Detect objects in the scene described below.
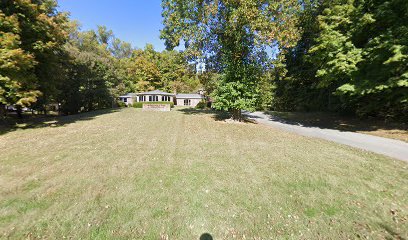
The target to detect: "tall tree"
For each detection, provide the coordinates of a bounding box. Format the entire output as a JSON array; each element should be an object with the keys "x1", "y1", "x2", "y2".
[
  {"x1": 59, "y1": 26, "x2": 119, "y2": 114},
  {"x1": 273, "y1": 0, "x2": 330, "y2": 112},
  {"x1": 0, "y1": 0, "x2": 69, "y2": 116},
  {"x1": 161, "y1": 0, "x2": 301, "y2": 120},
  {"x1": 279, "y1": 0, "x2": 408, "y2": 119},
  {"x1": 0, "y1": 10, "x2": 38, "y2": 117}
]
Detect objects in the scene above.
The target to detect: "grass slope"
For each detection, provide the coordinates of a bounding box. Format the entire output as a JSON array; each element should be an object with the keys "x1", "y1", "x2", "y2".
[{"x1": 0, "y1": 108, "x2": 407, "y2": 239}]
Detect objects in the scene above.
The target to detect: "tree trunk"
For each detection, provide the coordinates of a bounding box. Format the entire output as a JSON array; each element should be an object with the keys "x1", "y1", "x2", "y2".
[
  {"x1": 0, "y1": 103, "x2": 6, "y2": 118},
  {"x1": 231, "y1": 108, "x2": 242, "y2": 122},
  {"x1": 16, "y1": 105, "x2": 23, "y2": 119}
]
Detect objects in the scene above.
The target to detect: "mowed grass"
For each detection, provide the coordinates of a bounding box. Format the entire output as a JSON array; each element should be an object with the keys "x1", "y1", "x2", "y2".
[{"x1": 0, "y1": 108, "x2": 407, "y2": 239}]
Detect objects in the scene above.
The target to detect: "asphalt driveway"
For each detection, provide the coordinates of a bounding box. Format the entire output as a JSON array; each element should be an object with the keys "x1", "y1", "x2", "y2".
[{"x1": 245, "y1": 111, "x2": 408, "y2": 162}]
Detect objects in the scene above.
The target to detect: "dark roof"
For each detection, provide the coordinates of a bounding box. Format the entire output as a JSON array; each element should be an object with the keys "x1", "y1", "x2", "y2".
[
  {"x1": 176, "y1": 93, "x2": 204, "y2": 99},
  {"x1": 136, "y1": 90, "x2": 174, "y2": 96}
]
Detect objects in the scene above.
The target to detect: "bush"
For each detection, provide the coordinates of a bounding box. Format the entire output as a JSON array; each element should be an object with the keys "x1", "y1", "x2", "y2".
[
  {"x1": 117, "y1": 101, "x2": 127, "y2": 108},
  {"x1": 133, "y1": 101, "x2": 174, "y2": 108},
  {"x1": 195, "y1": 101, "x2": 207, "y2": 109}
]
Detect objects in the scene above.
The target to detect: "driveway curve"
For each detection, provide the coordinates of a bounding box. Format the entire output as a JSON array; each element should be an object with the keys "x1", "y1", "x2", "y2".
[{"x1": 245, "y1": 111, "x2": 408, "y2": 162}]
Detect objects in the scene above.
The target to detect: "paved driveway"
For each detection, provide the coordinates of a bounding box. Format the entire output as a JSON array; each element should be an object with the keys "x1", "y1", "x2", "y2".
[{"x1": 244, "y1": 111, "x2": 408, "y2": 162}]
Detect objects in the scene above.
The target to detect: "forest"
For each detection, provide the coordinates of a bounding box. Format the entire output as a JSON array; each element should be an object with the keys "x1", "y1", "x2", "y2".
[
  {"x1": 0, "y1": 0, "x2": 200, "y2": 116},
  {"x1": 1, "y1": 0, "x2": 407, "y2": 120}
]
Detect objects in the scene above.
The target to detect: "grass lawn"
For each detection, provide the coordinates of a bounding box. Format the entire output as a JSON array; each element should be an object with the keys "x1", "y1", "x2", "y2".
[{"x1": 1, "y1": 108, "x2": 407, "y2": 239}]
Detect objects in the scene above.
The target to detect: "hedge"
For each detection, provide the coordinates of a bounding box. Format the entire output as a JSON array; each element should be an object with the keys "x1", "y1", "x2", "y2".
[
  {"x1": 117, "y1": 101, "x2": 127, "y2": 108},
  {"x1": 133, "y1": 101, "x2": 174, "y2": 108}
]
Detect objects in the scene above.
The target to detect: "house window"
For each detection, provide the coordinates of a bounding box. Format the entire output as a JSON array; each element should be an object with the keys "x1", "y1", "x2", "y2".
[
  {"x1": 163, "y1": 96, "x2": 170, "y2": 101},
  {"x1": 139, "y1": 96, "x2": 145, "y2": 102},
  {"x1": 149, "y1": 96, "x2": 158, "y2": 102},
  {"x1": 184, "y1": 99, "x2": 191, "y2": 106},
  {"x1": 123, "y1": 98, "x2": 127, "y2": 103}
]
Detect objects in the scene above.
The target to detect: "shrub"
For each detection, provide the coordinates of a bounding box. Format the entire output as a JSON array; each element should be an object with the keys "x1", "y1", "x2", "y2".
[
  {"x1": 133, "y1": 101, "x2": 174, "y2": 108},
  {"x1": 195, "y1": 101, "x2": 207, "y2": 109},
  {"x1": 117, "y1": 101, "x2": 127, "y2": 108}
]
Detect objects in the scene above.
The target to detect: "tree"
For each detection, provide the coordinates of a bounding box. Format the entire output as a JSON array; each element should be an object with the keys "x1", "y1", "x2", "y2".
[
  {"x1": 158, "y1": 50, "x2": 198, "y2": 93},
  {"x1": 0, "y1": 11, "x2": 38, "y2": 117},
  {"x1": 279, "y1": 0, "x2": 408, "y2": 120},
  {"x1": 161, "y1": 0, "x2": 301, "y2": 120},
  {"x1": 337, "y1": 0, "x2": 408, "y2": 119},
  {"x1": 0, "y1": 0, "x2": 69, "y2": 117},
  {"x1": 128, "y1": 46, "x2": 162, "y2": 92},
  {"x1": 272, "y1": 0, "x2": 331, "y2": 112}
]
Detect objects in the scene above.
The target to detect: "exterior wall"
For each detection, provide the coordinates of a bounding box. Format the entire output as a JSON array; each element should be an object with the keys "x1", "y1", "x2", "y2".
[
  {"x1": 176, "y1": 98, "x2": 202, "y2": 107},
  {"x1": 128, "y1": 98, "x2": 135, "y2": 106},
  {"x1": 176, "y1": 99, "x2": 184, "y2": 106},
  {"x1": 119, "y1": 97, "x2": 134, "y2": 106},
  {"x1": 190, "y1": 99, "x2": 201, "y2": 107},
  {"x1": 131, "y1": 93, "x2": 202, "y2": 107}
]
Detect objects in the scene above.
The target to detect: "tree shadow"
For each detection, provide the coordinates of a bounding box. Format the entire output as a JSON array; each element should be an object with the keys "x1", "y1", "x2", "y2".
[
  {"x1": 200, "y1": 233, "x2": 213, "y2": 240},
  {"x1": 177, "y1": 108, "x2": 230, "y2": 121},
  {"x1": 0, "y1": 108, "x2": 119, "y2": 135},
  {"x1": 177, "y1": 108, "x2": 257, "y2": 123},
  {"x1": 252, "y1": 111, "x2": 408, "y2": 141},
  {"x1": 264, "y1": 111, "x2": 407, "y2": 132},
  {"x1": 377, "y1": 223, "x2": 406, "y2": 240}
]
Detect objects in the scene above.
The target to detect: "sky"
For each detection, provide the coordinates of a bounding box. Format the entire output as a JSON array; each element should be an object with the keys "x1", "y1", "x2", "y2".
[{"x1": 57, "y1": 0, "x2": 168, "y2": 52}]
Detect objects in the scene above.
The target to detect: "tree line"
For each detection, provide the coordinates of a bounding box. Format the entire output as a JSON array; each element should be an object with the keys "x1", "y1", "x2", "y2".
[
  {"x1": 0, "y1": 0, "x2": 199, "y2": 117},
  {"x1": 162, "y1": 0, "x2": 407, "y2": 121},
  {"x1": 1, "y1": 0, "x2": 407, "y2": 121},
  {"x1": 274, "y1": 0, "x2": 408, "y2": 120}
]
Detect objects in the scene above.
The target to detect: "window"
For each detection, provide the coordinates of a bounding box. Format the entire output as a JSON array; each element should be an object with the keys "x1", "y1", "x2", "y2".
[
  {"x1": 184, "y1": 99, "x2": 191, "y2": 106},
  {"x1": 123, "y1": 98, "x2": 127, "y2": 103},
  {"x1": 149, "y1": 96, "x2": 158, "y2": 102},
  {"x1": 139, "y1": 96, "x2": 145, "y2": 102},
  {"x1": 163, "y1": 96, "x2": 170, "y2": 101}
]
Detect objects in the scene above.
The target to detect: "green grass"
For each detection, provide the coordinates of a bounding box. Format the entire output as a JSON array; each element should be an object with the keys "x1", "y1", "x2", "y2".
[{"x1": 0, "y1": 108, "x2": 407, "y2": 239}]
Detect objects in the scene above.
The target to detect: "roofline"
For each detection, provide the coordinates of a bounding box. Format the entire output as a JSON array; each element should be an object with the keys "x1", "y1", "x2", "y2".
[
  {"x1": 136, "y1": 93, "x2": 174, "y2": 96},
  {"x1": 176, "y1": 96, "x2": 204, "y2": 99}
]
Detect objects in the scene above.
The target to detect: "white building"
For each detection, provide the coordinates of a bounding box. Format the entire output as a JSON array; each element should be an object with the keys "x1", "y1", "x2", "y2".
[{"x1": 118, "y1": 90, "x2": 204, "y2": 107}]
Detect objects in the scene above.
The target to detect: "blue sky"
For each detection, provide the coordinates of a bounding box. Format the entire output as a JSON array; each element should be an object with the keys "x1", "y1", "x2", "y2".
[{"x1": 57, "y1": 0, "x2": 167, "y2": 51}]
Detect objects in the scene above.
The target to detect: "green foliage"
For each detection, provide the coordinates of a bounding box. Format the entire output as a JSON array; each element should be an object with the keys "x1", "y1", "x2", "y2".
[
  {"x1": 117, "y1": 101, "x2": 127, "y2": 108},
  {"x1": 211, "y1": 73, "x2": 258, "y2": 113},
  {"x1": 118, "y1": 45, "x2": 199, "y2": 94},
  {"x1": 59, "y1": 27, "x2": 118, "y2": 115},
  {"x1": 133, "y1": 101, "x2": 174, "y2": 108},
  {"x1": 275, "y1": 0, "x2": 408, "y2": 120},
  {"x1": 0, "y1": 0, "x2": 200, "y2": 116},
  {"x1": 161, "y1": 0, "x2": 302, "y2": 120},
  {"x1": 195, "y1": 101, "x2": 207, "y2": 110},
  {"x1": 0, "y1": 0, "x2": 69, "y2": 109}
]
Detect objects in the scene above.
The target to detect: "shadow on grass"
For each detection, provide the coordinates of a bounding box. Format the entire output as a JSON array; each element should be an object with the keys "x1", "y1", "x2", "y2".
[
  {"x1": 258, "y1": 111, "x2": 407, "y2": 135},
  {"x1": 0, "y1": 108, "x2": 119, "y2": 135},
  {"x1": 377, "y1": 223, "x2": 406, "y2": 240},
  {"x1": 200, "y1": 233, "x2": 213, "y2": 240},
  {"x1": 177, "y1": 108, "x2": 257, "y2": 123}
]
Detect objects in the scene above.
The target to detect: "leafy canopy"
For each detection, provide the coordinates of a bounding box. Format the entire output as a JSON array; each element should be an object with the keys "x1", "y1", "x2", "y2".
[{"x1": 161, "y1": 0, "x2": 302, "y2": 119}]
